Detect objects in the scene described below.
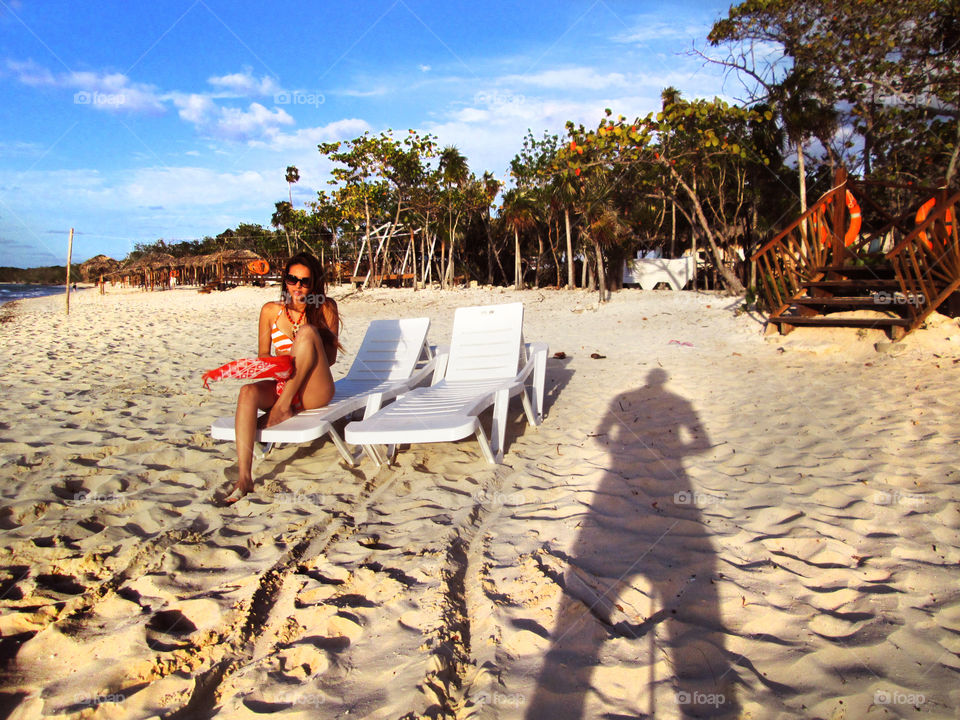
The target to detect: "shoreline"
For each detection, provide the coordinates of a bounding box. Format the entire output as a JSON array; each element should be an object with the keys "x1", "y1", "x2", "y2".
[{"x1": 1, "y1": 285, "x2": 958, "y2": 718}]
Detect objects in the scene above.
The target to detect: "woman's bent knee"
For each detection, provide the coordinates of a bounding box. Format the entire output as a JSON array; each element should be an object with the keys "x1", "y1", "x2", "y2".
[
  {"x1": 238, "y1": 381, "x2": 271, "y2": 408},
  {"x1": 292, "y1": 324, "x2": 321, "y2": 348}
]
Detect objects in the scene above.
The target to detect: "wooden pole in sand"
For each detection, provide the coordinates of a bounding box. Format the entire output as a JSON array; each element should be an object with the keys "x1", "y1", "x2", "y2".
[{"x1": 65, "y1": 227, "x2": 74, "y2": 315}]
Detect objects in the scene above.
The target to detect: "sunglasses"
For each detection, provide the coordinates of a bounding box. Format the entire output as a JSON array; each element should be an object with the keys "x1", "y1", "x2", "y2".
[{"x1": 284, "y1": 273, "x2": 312, "y2": 287}]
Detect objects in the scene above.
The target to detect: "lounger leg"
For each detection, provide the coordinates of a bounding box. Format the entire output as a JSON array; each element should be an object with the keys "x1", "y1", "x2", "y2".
[
  {"x1": 532, "y1": 343, "x2": 547, "y2": 423},
  {"x1": 520, "y1": 389, "x2": 536, "y2": 427},
  {"x1": 362, "y1": 444, "x2": 384, "y2": 466},
  {"x1": 484, "y1": 388, "x2": 509, "y2": 463},
  {"x1": 327, "y1": 428, "x2": 360, "y2": 467},
  {"x1": 474, "y1": 424, "x2": 499, "y2": 464}
]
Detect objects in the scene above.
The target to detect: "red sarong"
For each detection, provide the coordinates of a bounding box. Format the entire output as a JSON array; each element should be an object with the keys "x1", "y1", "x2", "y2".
[{"x1": 202, "y1": 356, "x2": 293, "y2": 390}]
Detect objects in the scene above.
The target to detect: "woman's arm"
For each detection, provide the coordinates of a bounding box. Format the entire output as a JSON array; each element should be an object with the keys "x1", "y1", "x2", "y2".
[
  {"x1": 321, "y1": 297, "x2": 340, "y2": 365},
  {"x1": 258, "y1": 302, "x2": 276, "y2": 357}
]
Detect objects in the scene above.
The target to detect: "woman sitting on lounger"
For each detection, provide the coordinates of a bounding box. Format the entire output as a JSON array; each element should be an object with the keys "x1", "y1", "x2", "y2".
[{"x1": 227, "y1": 252, "x2": 340, "y2": 502}]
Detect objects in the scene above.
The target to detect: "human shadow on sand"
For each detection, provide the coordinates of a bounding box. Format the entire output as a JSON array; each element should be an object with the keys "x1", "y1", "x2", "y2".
[{"x1": 525, "y1": 368, "x2": 740, "y2": 718}]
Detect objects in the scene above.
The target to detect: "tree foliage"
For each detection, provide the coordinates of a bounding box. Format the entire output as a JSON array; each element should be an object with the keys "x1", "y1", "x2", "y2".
[{"x1": 708, "y1": 0, "x2": 960, "y2": 185}]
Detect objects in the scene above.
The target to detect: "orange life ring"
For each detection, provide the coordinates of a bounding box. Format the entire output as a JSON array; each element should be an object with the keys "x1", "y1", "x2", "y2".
[
  {"x1": 247, "y1": 259, "x2": 270, "y2": 275},
  {"x1": 814, "y1": 189, "x2": 861, "y2": 246},
  {"x1": 915, "y1": 198, "x2": 955, "y2": 250}
]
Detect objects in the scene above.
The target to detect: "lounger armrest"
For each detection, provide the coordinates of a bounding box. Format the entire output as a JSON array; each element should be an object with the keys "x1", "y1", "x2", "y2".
[
  {"x1": 517, "y1": 342, "x2": 547, "y2": 381},
  {"x1": 363, "y1": 392, "x2": 385, "y2": 419},
  {"x1": 431, "y1": 345, "x2": 450, "y2": 385},
  {"x1": 406, "y1": 345, "x2": 445, "y2": 390},
  {"x1": 519, "y1": 342, "x2": 548, "y2": 422}
]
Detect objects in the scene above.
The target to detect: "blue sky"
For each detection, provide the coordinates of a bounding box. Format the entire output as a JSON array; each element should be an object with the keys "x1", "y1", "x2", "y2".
[{"x1": 0, "y1": 0, "x2": 737, "y2": 267}]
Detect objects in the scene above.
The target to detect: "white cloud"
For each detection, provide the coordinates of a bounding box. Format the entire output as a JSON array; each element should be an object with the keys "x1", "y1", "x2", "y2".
[
  {"x1": 172, "y1": 93, "x2": 217, "y2": 125},
  {"x1": 0, "y1": 140, "x2": 44, "y2": 157},
  {"x1": 252, "y1": 118, "x2": 372, "y2": 152},
  {"x1": 215, "y1": 102, "x2": 294, "y2": 141},
  {"x1": 425, "y1": 91, "x2": 668, "y2": 177},
  {"x1": 502, "y1": 67, "x2": 631, "y2": 90},
  {"x1": 339, "y1": 86, "x2": 391, "y2": 98},
  {"x1": 5, "y1": 60, "x2": 166, "y2": 113},
  {"x1": 170, "y1": 94, "x2": 294, "y2": 141},
  {"x1": 208, "y1": 69, "x2": 282, "y2": 97},
  {"x1": 5, "y1": 59, "x2": 55, "y2": 85},
  {"x1": 124, "y1": 166, "x2": 273, "y2": 207},
  {"x1": 614, "y1": 22, "x2": 704, "y2": 44}
]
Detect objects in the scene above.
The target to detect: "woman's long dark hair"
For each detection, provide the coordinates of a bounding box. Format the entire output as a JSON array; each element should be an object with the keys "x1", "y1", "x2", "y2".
[{"x1": 281, "y1": 252, "x2": 342, "y2": 353}]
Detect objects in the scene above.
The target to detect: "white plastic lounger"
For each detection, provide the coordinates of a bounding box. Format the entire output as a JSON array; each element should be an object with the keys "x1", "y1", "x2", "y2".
[
  {"x1": 344, "y1": 303, "x2": 548, "y2": 465},
  {"x1": 210, "y1": 317, "x2": 435, "y2": 466}
]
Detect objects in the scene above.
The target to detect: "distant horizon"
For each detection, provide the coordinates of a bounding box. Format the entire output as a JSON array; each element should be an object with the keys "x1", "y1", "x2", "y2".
[{"x1": 1, "y1": 0, "x2": 737, "y2": 268}]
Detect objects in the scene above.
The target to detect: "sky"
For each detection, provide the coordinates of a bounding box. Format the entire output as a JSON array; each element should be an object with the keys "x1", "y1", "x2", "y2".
[{"x1": 0, "y1": 0, "x2": 740, "y2": 267}]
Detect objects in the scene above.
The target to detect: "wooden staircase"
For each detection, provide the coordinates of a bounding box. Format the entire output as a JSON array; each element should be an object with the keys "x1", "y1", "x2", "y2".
[
  {"x1": 753, "y1": 169, "x2": 960, "y2": 341},
  {"x1": 769, "y1": 264, "x2": 912, "y2": 339}
]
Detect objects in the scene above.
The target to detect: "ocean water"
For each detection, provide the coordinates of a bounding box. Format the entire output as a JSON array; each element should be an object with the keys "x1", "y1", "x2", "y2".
[{"x1": 0, "y1": 283, "x2": 68, "y2": 306}]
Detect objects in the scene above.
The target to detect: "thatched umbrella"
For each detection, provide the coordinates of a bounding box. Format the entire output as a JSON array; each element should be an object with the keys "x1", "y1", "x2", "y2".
[
  {"x1": 79, "y1": 254, "x2": 119, "y2": 283},
  {"x1": 126, "y1": 252, "x2": 177, "y2": 290},
  {"x1": 172, "y1": 254, "x2": 204, "y2": 285},
  {"x1": 208, "y1": 249, "x2": 266, "y2": 284}
]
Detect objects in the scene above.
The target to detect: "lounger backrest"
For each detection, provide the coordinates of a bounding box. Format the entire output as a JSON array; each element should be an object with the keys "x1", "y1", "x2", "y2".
[
  {"x1": 444, "y1": 303, "x2": 523, "y2": 382},
  {"x1": 343, "y1": 317, "x2": 431, "y2": 382}
]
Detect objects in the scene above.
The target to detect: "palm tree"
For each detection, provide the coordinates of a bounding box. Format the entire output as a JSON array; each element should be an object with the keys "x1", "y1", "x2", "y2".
[
  {"x1": 481, "y1": 171, "x2": 504, "y2": 283},
  {"x1": 550, "y1": 172, "x2": 579, "y2": 288},
  {"x1": 574, "y1": 174, "x2": 628, "y2": 304},
  {"x1": 438, "y1": 146, "x2": 469, "y2": 287},
  {"x1": 500, "y1": 188, "x2": 538, "y2": 290},
  {"x1": 284, "y1": 166, "x2": 300, "y2": 254},
  {"x1": 773, "y1": 70, "x2": 838, "y2": 239},
  {"x1": 271, "y1": 200, "x2": 293, "y2": 257}
]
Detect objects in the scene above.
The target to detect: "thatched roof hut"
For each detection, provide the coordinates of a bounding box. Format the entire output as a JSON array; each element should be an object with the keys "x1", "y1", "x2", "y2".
[
  {"x1": 130, "y1": 252, "x2": 177, "y2": 270},
  {"x1": 79, "y1": 254, "x2": 119, "y2": 282},
  {"x1": 196, "y1": 249, "x2": 267, "y2": 283},
  {"x1": 106, "y1": 252, "x2": 178, "y2": 289}
]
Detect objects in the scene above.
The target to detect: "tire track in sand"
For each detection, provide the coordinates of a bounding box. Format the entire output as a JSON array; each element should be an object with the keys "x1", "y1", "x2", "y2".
[
  {"x1": 165, "y1": 469, "x2": 402, "y2": 719},
  {"x1": 417, "y1": 469, "x2": 511, "y2": 719}
]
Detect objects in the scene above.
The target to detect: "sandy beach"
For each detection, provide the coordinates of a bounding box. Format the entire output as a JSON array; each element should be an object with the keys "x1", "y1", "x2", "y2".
[{"x1": 1, "y1": 283, "x2": 959, "y2": 719}]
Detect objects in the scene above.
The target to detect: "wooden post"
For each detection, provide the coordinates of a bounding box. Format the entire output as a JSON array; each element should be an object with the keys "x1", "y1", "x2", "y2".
[
  {"x1": 833, "y1": 167, "x2": 847, "y2": 267},
  {"x1": 65, "y1": 227, "x2": 74, "y2": 315}
]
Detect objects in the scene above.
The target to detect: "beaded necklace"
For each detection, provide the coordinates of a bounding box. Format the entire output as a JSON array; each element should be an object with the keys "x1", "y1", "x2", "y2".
[{"x1": 284, "y1": 304, "x2": 306, "y2": 337}]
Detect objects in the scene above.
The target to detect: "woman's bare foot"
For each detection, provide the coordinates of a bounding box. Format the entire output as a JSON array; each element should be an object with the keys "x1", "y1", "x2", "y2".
[
  {"x1": 265, "y1": 404, "x2": 294, "y2": 428},
  {"x1": 224, "y1": 477, "x2": 254, "y2": 505}
]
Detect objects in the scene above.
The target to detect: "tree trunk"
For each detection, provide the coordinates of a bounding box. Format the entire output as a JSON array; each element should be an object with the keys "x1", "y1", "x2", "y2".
[
  {"x1": 564, "y1": 208, "x2": 574, "y2": 288},
  {"x1": 409, "y1": 228, "x2": 418, "y2": 291},
  {"x1": 666, "y1": 163, "x2": 745, "y2": 294},
  {"x1": 444, "y1": 213, "x2": 461, "y2": 287},
  {"x1": 797, "y1": 139, "x2": 808, "y2": 244},
  {"x1": 440, "y1": 239, "x2": 446, "y2": 289},
  {"x1": 363, "y1": 196, "x2": 375, "y2": 289},
  {"x1": 550, "y1": 220, "x2": 561, "y2": 288},
  {"x1": 946, "y1": 120, "x2": 960, "y2": 187},
  {"x1": 514, "y1": 228, "x2": 522, "y2": 290},
  {"x1": 426, "y1": 232, "x2": 438, "y2": 285},
  {"x1": 670, "y1": 201, "x2": 676, "y2": 257},
  {"x1": 594, "y1": 240, "x2": 605, "y2": 304},
  {"x1": 536, "y1": 233, "x2": 544, "y2": 288},
  {"x1": 485, "y1": 213, "x2": 495, "y2": 284}
]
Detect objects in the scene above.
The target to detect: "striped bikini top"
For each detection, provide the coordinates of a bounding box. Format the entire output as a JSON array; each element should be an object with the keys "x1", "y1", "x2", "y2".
[{"x1": 271, "y1": 308, "x2": 296, "y2": 354}]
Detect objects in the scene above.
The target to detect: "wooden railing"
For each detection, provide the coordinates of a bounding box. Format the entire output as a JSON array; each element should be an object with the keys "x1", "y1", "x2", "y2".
[
  {"x1": 752, "y1": 167, "x2": 958, "y2": 320},
  {"x1": 886, "y1": 189, "x2": 960, "y2": 329},
  {"x1": 751, "y1": 185, "x2": 842, "y2": 314}
]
